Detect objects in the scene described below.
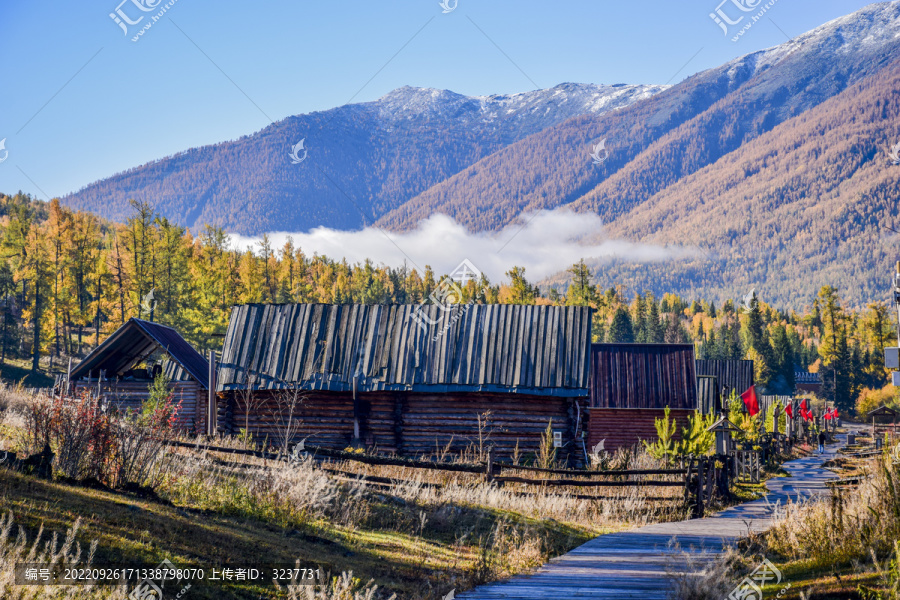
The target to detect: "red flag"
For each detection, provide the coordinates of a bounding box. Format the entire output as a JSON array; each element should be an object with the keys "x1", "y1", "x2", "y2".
[
  {"x1": 800, "y1": 399, "x2": 810, "y2": 419},
  {"x1": 824, "y1": 411, "x2": 832, "y2": 420},
  {"x1": 785, "y1": 404, "x2": 794, "y2": 419},
  {"x1": 831, "y1": 408, "x2": 839, "y2": 419},
  {"x1": 741, "y1": 386, "x2": 760, "y2": 416}
]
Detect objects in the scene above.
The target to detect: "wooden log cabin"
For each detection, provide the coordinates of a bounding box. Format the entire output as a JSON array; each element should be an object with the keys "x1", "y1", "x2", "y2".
[
  {"x1": 586, "y1": 343, "x2": 699, "y2": 452},
  {"x1": 215, "y1": 303, "x2": 592, "y2": 463},
  {"x1": 68, "y1": 318, "x2": 211, "y2": 431}
]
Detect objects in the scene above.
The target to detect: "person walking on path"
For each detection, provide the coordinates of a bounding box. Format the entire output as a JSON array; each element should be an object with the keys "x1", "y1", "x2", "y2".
[{"x1": 818, "y1": 430, "x2": 826, "y2": 453}]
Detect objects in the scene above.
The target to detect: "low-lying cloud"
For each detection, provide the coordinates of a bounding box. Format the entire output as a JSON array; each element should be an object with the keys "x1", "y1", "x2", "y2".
[{"x1": 228, "y1": 209, "x2": 696, "y2": 283}]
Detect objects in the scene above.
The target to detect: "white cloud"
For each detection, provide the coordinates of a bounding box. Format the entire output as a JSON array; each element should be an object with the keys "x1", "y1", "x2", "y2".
[{"x1": 227, "y1": 209, "x2": 697, "y2": 283}]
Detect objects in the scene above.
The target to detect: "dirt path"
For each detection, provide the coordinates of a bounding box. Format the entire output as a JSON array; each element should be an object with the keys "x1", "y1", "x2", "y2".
[{"x1": 459, "y1": 430, "x2": 854, "y2": 599}]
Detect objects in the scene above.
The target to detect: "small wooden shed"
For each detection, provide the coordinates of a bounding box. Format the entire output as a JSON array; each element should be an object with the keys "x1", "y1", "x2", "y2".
[
  {"x1": 216, "y1": 303, "x2": 592, "y2": 463},
  {"x1": 869, "y1": 405, "x2": 899, "y2": 438},
  {"x1": 587, "y1": 343, "x2": 699, "y2": 452},
  {"x1": 69, "y1": 318, "x2": 210, "y2": 431}
]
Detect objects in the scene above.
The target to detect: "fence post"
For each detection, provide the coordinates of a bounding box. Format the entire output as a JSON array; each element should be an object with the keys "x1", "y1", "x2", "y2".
[
  {"x1": 207, "y1": 350, "x2": 217, "y2": 437},
  {"x1": 684, "y1": 458, "x2": 694, "y2": 506},
  {"x1": 66, "y1": 357, "x2": 73, "y2": 397},
  {"x1": 753, "y1": 451, "x2": 760, "y2": 483},
  {"x1": 698, "y1": 457, "x2": 706, "y2": 518},
  {"x1": 485, "y1": 446, "x2": 495, "y2": 483}
]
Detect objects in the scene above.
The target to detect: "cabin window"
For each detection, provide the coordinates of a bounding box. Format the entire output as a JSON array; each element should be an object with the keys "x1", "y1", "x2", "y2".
[{"x1": 552, "y1": 430, "x2": 562, "y2": 448}]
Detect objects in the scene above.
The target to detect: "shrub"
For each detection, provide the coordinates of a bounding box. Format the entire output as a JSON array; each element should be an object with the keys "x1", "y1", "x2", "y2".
[
  {"x1": 536, "y1": 420, "x2": 556, "y2": 470},
  {"x1": 644, "y1": 406, "x2": 678, "y2": 463},
  {"x1": 20, "y1": 388, "x2": 181, "y2": 487},
  {"x1": 22, "y1": 392, "x2": 113, "y2": 481},
  {"x1": 678, "y1": 411, "x2": 715, "y2": 456}
]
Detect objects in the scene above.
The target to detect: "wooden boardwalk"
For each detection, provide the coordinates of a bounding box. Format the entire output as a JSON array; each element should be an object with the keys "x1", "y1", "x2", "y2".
[{"x1": 459, "y1": 431, "x2": 856, "y2": 599}]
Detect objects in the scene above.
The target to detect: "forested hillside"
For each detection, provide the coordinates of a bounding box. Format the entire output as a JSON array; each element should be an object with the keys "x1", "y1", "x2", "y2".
[
  {"x1": 0, "y1": 192, "x2": 892, "y2": 413},
  {"x1": 61, "y1": 83, "x2": 662, "y2": 235},
  {"x1": 597, "y1": 59, "x2": 900, "y2": 309}
]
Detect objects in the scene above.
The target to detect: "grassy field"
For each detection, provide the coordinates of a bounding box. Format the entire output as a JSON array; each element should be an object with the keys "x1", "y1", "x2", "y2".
[
  {"x1": 0, "y1": 467, "x2": 597, "y2": 599},
  {"x1": 0, "y1": 359, "x2": 55, "y2": 388},
  {"x1": 0, "y1": 385, "x2": 693, "y2": 600}
]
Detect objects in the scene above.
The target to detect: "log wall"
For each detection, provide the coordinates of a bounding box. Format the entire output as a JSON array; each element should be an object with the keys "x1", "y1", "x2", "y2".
[
  {"x1": 72, "y1": 380, "x2": 207, "y2": 432},
  {"x1": 587, "y1": 408, "x2": 695, "y2": 453},
  {"x1": 218, "y1": 390, "x2": 586, "y2": 464}
]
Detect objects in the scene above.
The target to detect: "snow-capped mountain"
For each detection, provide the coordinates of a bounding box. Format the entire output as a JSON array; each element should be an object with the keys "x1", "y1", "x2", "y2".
[
  {"x1": 373, "y1": 83, "x2": 667, "y2": 125},
  {"x1": 61, "y1": 82, "x2": 664, "y2": 233}
]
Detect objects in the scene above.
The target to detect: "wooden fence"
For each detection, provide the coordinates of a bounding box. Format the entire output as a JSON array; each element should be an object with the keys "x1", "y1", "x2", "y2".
[
  {"x1": 164, "y1": 439, "x2": 739, "y2": 518},
  {"x1": 733, "y1": 450, "x2": 761, "y2": 483}
]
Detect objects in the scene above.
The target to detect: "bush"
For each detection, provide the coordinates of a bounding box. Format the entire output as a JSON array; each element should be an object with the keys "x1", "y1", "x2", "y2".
[
  {"x1": 644, "y1": 406, "x2": 678, "y2": 462},
  {"x1": 23, "y1": 392, "x2": 113, "y2": 481},
  {"x1": 20, "y1": 389, "x2": 181, "y2": 487}
]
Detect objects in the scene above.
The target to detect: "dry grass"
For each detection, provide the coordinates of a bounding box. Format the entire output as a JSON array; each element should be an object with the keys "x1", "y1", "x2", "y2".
[
  {"x1": 766, "y1": 456, "x2": 900, "y2": 568},
  {"x1": 667, "y1": 546, "x2": 745, "y2": 600},
  {"x1": 277, "y1": 570, "x2": 395, "y2": 600},
  {"x1": 0, "y1": 510, "x2": 130, "y2": 600}
]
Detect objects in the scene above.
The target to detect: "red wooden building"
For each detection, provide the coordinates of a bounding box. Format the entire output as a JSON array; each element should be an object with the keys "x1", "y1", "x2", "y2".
[{"x1": 586, "y1": 343, "x2": 699, "y2": 452}]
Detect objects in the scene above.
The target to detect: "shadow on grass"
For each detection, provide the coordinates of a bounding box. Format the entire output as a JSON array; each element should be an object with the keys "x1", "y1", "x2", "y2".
[{"x1": 1, "y1": 468, "x2": 573, "y2": 599}]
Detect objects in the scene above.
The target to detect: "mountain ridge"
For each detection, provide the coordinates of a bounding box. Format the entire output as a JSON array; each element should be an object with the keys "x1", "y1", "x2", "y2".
[
  {"x1": 61, "y1": 82, "x2": 665, "y2": 234},
  {"x1": 58, "y1": 1, "x2": 900, "y2": 307}
]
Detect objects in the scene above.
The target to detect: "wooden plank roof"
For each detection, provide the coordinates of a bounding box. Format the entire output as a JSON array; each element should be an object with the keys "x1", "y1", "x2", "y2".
[
  {"x1": 589, "y1": 343, "x2": 698, "y2": 410},
  {"x1": 216, "y1": 303, "x2": 592, "y2": 396},
  {"x1": 868, "y1": 405, "x2": 899, "y2": 417},
  {"x1": 70, "y1": 318, "x2": 209, "y2": 388}
]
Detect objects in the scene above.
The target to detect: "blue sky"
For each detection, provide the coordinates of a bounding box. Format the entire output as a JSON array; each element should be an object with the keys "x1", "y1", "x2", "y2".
[{"x1": 0, "y1": 0, "x2": 876, "y2": 201}]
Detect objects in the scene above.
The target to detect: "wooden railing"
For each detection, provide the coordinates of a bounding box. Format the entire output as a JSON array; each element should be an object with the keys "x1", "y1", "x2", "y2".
[
  {"x1": 163, "y1": 439, "x2": 735, "y2": 517},
  {"x1": 734, "y1": 450, "x2": 761, "y2": 483}
]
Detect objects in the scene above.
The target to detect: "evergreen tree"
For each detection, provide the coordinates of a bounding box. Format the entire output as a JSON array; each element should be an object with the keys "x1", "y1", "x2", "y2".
[
  {"x1": 607, "y1": 307, "x2": 635, "y2": 343},
  {"x1": 632, "y1": 293, "x2": 647, "y2": 342},
  {"x1": 566, "y1": 259, "x2": 597, "y2": 306},
  {"x1": 664, "y1": 314, "x2": 688, "y2": 343},
  {"x1": 646, "y1": 294, "x2": 664, "y2": 342},
  {"x1": 770, "y1": 325, "x2": 795, "y2": 394},
  {"x1": 506, "y1": 266, "x2": 536, "y2": 304}
]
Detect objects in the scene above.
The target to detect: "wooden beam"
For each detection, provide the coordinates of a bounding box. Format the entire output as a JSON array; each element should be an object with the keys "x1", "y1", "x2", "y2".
[{"x1": 208, "y1": 350, "x2": 217, "y2": 436}]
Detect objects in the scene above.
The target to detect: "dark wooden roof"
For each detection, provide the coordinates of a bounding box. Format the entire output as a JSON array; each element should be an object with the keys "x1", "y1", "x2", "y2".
[
  {"x1": 794, "y1": 371, "x2": 823, "y2": 385},
  {"x1": 695, "y1": 359, "x2": 754, "y2": 396},
  {"x1": 589, "y1": 343, "x2": 698, "y2": 410},
  {"x1": 217, "y1": 304, "x2": 592, "y2": 396},
  {"x1": 869, "y1": 405, "x2": 899, "y2": 418},
  {"x1": 70, "y1": 319, "x2": 209, "y2": 389}
]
